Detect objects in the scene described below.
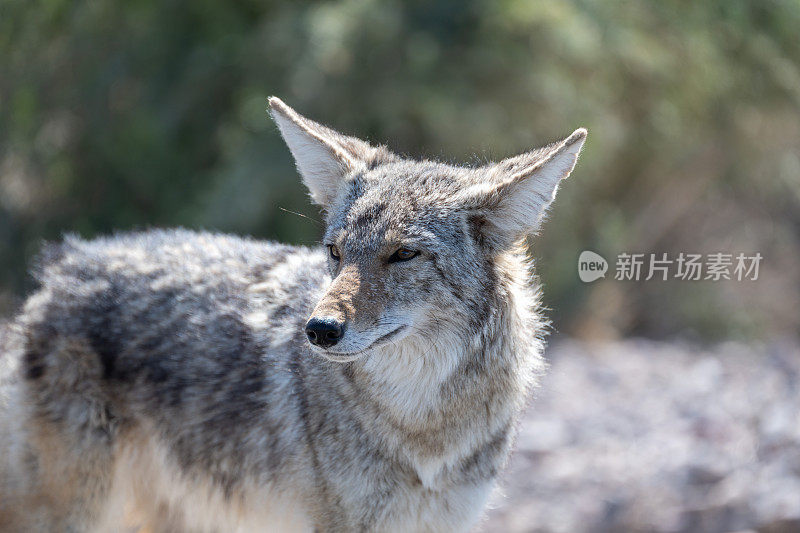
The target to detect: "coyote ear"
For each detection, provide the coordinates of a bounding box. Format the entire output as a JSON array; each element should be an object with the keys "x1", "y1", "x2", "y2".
[
  {"x1": 464, "y1": 128, "x2": 587, "y2": 241},
  {"x1": 268, "y1": 97, "x2": 379, "y2": 206}
]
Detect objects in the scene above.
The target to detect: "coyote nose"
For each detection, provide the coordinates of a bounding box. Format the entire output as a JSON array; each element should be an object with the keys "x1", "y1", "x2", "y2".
[{"x1": 305, "y1": 317, "x2": 344, "y2": 348}]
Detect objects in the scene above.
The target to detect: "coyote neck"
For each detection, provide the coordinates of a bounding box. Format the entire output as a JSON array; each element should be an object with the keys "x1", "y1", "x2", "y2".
[
  {"x1": 344, "y1": 272, "x2": 538, "y2": 436},
  {"x1": 322, "y1": 276, "x2": 539, "y2": 490}
]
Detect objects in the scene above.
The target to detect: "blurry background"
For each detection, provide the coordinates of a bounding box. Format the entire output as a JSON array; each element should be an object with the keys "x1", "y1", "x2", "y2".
[{"x1": 2, "y1": 1, "x2": 799, "y2": 531}]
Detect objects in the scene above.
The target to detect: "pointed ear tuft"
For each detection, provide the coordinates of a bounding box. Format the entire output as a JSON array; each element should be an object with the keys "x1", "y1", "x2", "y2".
[
  {"x1": 268, "y1": 97, "x2": 383, "y2": 206},
  {"x1": 463, "y1": 128, "x2": 587, "y2": 242}
]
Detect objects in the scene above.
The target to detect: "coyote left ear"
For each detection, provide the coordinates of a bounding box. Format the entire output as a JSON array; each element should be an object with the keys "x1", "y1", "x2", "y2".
[
  {"x1": 464, "y1": 128, "x2": 587, "y2": 241},
  {"x1": 268, "y1": 97, "x2": 382, "y2": 207}
]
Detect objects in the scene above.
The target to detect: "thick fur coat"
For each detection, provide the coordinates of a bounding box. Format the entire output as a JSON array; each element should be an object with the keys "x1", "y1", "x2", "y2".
[{"x1": 0, "y1": 98, "x2": 585, "y2": 532}]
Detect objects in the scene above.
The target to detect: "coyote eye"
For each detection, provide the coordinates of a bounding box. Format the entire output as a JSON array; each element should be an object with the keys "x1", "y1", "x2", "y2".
[
  {"x1": 328, "y1": 245, "x2": 340, "y2": 260},
  {"x1": 388, "y1": 248, "x2": 419, "y2": 263}
]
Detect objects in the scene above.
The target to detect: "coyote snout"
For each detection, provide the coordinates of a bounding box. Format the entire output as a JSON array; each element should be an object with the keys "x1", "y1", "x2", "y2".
[{"x1": 304, "y1": 253, "x2": 413, "y2": 360}]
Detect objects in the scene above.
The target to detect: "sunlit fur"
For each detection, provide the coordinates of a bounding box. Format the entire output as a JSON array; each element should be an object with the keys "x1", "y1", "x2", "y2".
[{"x1": 0, "y1": 98, "x2": 585, "y2": 532}]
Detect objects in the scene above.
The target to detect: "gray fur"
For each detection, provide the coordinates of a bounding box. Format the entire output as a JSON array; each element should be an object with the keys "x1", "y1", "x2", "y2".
[{"x1": 0, "y1": 98, "x2": 586, "y2": 532}]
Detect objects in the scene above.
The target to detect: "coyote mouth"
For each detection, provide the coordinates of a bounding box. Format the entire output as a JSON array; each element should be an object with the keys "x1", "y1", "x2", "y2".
[
  {"x1": 317, "y1": 325, "x2": 408, "y2": 361},
  {"x1": 370, "y1": 325, "x2": 408, "y2": 347}
]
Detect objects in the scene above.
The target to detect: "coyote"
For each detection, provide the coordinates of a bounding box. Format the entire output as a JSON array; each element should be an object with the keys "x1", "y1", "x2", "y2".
[{"x1": 0, "y1": 98, "x2": 586, "y2": 532}]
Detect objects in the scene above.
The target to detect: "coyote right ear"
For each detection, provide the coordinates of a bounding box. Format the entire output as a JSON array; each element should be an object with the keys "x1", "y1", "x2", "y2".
[
  {"x1": 458, "y1": 128, "x2": 587, "y2": 243},
  {"x1": 268, "y1": 97, "x2": 380, "y2": 207}
]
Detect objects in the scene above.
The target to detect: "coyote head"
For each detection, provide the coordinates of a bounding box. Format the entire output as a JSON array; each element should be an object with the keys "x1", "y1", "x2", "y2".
[{"x1": 269, "y1": 97, "x2": 585, "y2": 362}]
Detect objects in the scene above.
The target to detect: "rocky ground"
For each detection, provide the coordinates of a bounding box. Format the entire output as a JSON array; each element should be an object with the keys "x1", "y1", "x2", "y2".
[{"x1": 482, "y1": 338, "x2": 800, "y2": 533}]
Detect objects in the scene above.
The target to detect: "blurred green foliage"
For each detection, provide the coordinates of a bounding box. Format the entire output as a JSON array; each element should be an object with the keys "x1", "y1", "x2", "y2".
[{"x1": 1, "y1": 0, "x2": 799, "y2": 340}]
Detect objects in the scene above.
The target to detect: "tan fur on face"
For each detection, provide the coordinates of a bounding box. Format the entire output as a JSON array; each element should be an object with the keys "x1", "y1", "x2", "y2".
[{"x1": 311, "y1": 263, "x2": 379, "y2": 326}]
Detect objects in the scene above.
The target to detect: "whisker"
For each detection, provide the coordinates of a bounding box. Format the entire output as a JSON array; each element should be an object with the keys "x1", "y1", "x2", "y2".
[{"x1": 278, "y1": 207, "x2": 323, "y2": 227}]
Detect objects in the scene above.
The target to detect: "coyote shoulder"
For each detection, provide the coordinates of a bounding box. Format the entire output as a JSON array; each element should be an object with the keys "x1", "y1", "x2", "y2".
[{"x1": 0, "y1": 98, "x2": 586, "y2": 532}]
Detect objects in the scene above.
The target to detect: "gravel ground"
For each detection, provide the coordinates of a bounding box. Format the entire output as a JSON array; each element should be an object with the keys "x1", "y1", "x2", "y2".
[{"x1": 482, "y1": 338, "x2": 800, "y2": 533}]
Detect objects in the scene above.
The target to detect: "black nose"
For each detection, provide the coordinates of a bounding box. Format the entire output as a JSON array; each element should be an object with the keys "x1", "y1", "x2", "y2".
[{"x1": 305, "y1": 317, "x2": 344, "y2": 348}]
